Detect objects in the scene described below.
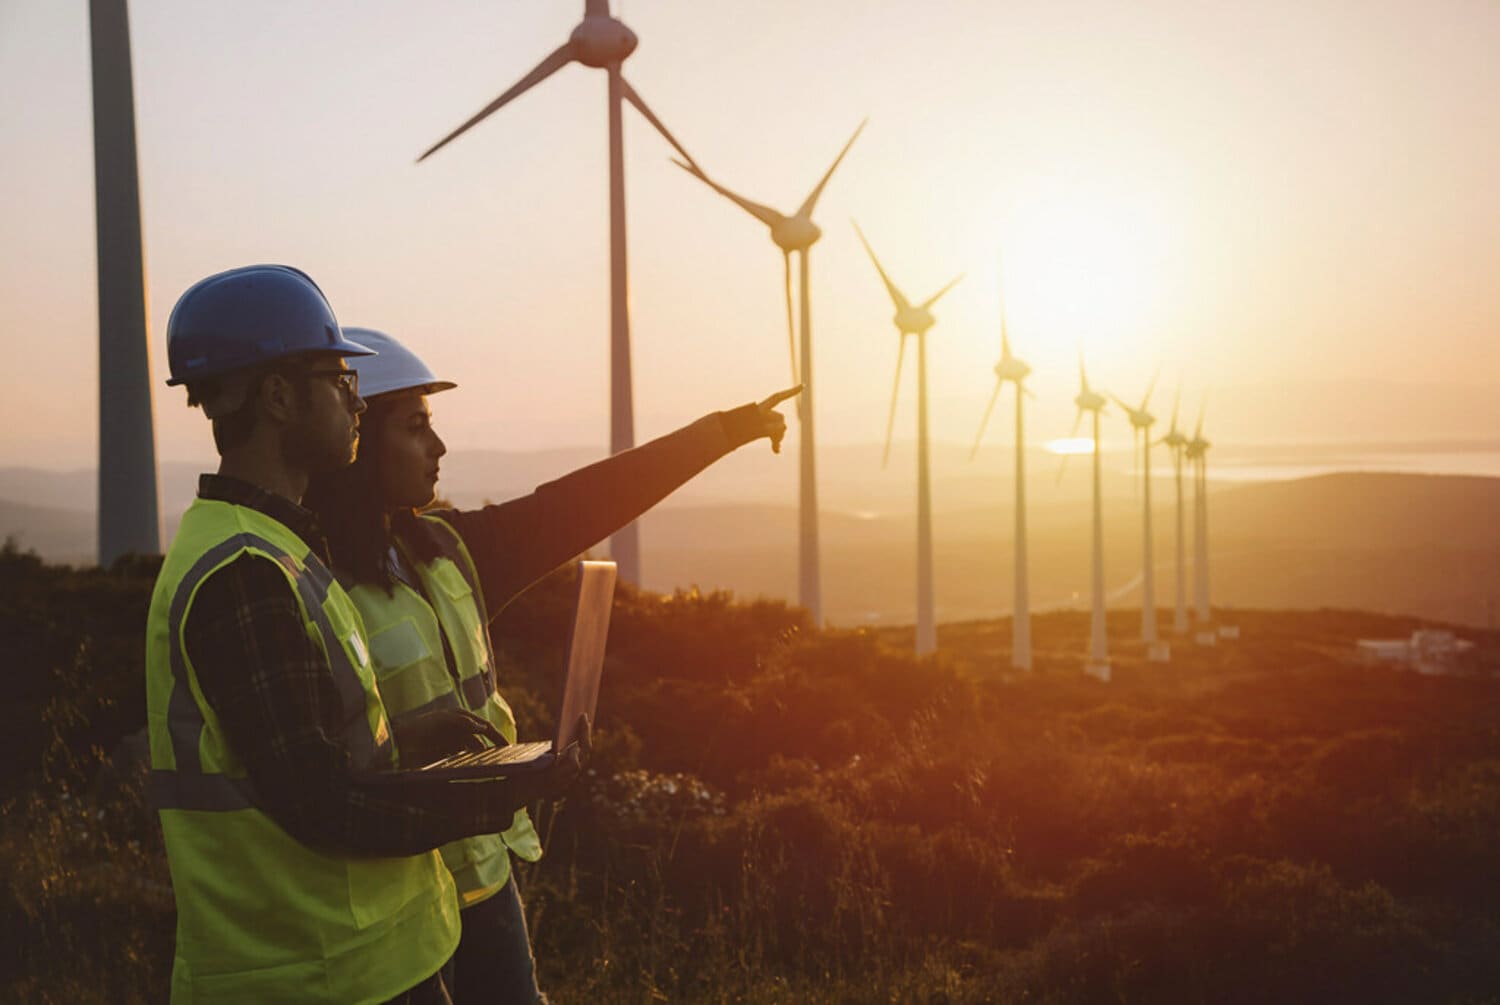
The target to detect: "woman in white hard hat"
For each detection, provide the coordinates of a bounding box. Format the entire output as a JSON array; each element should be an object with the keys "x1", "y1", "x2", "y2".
[{"x1": 302, "y1": 327, "x2": 798, "y2": 1004}]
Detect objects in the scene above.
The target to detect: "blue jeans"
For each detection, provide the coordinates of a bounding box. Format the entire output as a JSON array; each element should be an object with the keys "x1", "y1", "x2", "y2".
[{"x1": 451, "y1": 875, "x2": 547, "y2": 1005}]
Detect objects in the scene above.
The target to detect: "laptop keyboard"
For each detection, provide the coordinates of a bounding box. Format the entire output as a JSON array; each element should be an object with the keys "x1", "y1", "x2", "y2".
[{"x1": 425, "y1": 741, "x2": 552, "y2": 770}]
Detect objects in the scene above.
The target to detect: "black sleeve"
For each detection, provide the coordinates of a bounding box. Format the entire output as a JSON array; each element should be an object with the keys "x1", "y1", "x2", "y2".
[{"x1": 433, "y1": 407, "x2": 762, "y2": 619}]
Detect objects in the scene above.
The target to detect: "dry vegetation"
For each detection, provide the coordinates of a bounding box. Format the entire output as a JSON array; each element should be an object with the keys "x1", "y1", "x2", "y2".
[{"x1": 3, "y1": 542, "x2": 1499, "y2": 1003}]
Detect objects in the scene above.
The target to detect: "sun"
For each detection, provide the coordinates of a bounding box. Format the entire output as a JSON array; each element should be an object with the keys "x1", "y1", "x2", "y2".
[
  {"x1": 987, "y1": 173, "x2": 1177, "y2": 355},
  {"x1": 1045, "y1": 437, "x2": 1096, "y2": 455}
]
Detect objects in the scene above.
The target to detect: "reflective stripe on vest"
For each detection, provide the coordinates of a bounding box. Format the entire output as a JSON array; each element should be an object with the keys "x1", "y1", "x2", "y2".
[
  {"x1": 344, "y1": 515, "x2": 542, "y2": 904},
  {"x1": 151, "y1": 532, "x2": 393, "y2": 813}
]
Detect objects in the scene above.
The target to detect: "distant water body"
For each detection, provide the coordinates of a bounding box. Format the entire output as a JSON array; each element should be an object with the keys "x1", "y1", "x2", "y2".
[{"x1": 1202, "y1": 442, "x2": 1500, "y2": 483}]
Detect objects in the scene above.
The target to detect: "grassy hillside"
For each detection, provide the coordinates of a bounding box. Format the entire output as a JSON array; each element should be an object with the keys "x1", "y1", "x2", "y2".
[{"x1": 3, "y1": 546, "x2": 1499, "y2": 1002}]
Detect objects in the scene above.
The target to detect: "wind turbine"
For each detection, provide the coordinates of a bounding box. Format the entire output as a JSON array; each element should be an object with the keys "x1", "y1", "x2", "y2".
[
  {"x1": 1110, "y1": 374, "x2": 1166, "y2": 656},
  {"x1": 670, "y1": 120, "x2": 867, "y2": 626},
  {"x1": 416, "y1": 0, "x2": 700, "y2": 586},
  {"x1": 91, "y1": 0, "x2": 160, "y2": 565},
  {"x1": 1185, "y1": 406, "x2": 1214, "y2": 642},
  {"x1": 1159, "y1": 391, "x2": 1190, "y2": 636},
  {"x1": 1069, "y1": 357, "x2": 1111, "y2": 679},
  {"x1": 970, "y1": 276, "x2": 1032, "y2": 671},
  {"x1": 855, "y1": 222, "x2": 962, "y2": 656}
]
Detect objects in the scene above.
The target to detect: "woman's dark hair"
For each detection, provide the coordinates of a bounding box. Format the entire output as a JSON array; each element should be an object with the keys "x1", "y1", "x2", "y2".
[{"x1": 302, "y1": 396, "x2": 443, "y2": 591}]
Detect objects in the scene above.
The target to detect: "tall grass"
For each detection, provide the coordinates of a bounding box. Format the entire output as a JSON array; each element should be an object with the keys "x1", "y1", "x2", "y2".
[{"x1": 3, "y1": 547, "x2": 1499, "y2": 1002}]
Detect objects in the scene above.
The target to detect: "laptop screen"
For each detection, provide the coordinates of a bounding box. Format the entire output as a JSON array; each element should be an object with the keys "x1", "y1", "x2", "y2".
[{"x1": 553, "y1": 560, "x2": 617, "y2": 751}]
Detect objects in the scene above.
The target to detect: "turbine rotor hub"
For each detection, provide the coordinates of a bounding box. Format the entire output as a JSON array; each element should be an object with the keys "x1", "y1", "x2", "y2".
[
  {"x1": 896, "y1": 306, "x2": 934, "y2": 335},
  {"x1": 771, "y1": 217, "x2": 821, "y2": 251},
  {"x1": 571, "y1": 16, "x2": 638, "y2": 67}
]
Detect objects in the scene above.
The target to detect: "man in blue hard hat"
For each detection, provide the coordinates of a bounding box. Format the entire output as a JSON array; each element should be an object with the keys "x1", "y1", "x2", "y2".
[{"x1": 144, "y1": 264, "x2": 577, "y2": 1004}]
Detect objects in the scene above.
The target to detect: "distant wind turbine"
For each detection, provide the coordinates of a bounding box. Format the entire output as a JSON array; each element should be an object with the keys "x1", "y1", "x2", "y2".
[
  {"x1": 416, "y1": 0, "x2": 700, "y2": 586},
  {"x1": 1070, "y1": 356, "x2": 1111, "y2": 679},
  {"x1": 1110, "y1": 374, "x2": 1163, "y2": 649},
  {"x1": 970, "y1": 275, "x2": 1032, "y2": 671},
  {"x1": 1186, "y1": 405, "x2": 1213, "y2": 632},
  {"x1": 1160, "y1": 391, "x2": 1191, "y2": 635},
  {"x1": 671, "y1": 120, "x2": 867, "y2": 626},
  {"x1": 855, "y1": 221, "x2": 962, "y2": 657},
  {"x1": 91, "y1": 0, "x2": 160, "y2": 565}
]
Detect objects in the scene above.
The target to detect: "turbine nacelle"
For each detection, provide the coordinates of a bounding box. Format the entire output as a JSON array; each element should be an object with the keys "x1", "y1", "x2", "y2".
[
  {"x1": 1122, "y1": 406, "x2": 1154, "y2": 430},
  {"x1": 1074, "y1": 390, "x2": 1107, "y2": 413},
  {"x1": 894, "y1": 304, "x2": 937, "y2": 336},
  {"x1": 994, "y1": 356, "x2": 1031, "y2": 383},
  {"x1": 770, "y1": 215, "x2": 821, "y2": 252},
  {"x1": 1162, "y1": 428, "x2": 1189, "y2": 449},
  {"x1": 570, "y1": 15, "x2": 638, "y2": 67}
]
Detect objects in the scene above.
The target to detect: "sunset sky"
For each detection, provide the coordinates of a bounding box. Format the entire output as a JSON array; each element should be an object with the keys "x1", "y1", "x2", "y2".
[{"x1": 2, "y1": 0, "x2": 1497, "y2": 470}]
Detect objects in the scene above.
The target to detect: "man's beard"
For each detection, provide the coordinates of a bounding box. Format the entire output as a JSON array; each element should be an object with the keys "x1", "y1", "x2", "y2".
[{"x1": 283, "y1": 414, "x2": 356, "y2": 477}]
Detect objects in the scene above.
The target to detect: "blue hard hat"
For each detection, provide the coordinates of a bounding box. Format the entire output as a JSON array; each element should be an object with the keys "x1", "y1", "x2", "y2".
[
  {"x1": 341, "y1": 328, "x2": 457, "y2": 400},
  {"x1": 165, "y1": 264, "x2": 375, "y2": 386}
]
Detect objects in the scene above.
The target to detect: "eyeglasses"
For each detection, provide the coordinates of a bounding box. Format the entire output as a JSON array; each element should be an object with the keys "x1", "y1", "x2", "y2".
[{"x1": 305, "y1": 368, "x2": 360, "y2": 401}]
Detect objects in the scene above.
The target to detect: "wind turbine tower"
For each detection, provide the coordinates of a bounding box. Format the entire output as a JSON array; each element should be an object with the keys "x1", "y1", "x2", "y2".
[
  {"x1": 1111, "y1": 375, "x2": 1169, "y2": 659},
  {"x1": 1160, "y1": 392, "x2": 1190, "y2": 635},
  {"x1": 672, "y1": 121, "x2": 867, "y2": 626},
  {"x1": 970, "y1": 279, "x2": 1032, "y2": 671},
  {"x1": 1186, "y1": 408, "x2": 1214, "y2": 643},
  {"x1": 1070, "y1": 358, "x2": 1111, "y2": 679},
  {"x1": 417, "y1": 0, "x2": 700, "y2": 586},
  {"x1": 91, "y1": 0, "x2": 160, "y2": 565},
  {"x1": 855, "y1": 223, "x2": 962, "y2": 656}
]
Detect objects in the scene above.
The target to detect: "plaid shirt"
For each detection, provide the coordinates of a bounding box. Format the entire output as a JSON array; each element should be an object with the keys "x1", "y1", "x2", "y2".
[{"x1": 185, "y1": 474, "x2": 524, "y2": 857}]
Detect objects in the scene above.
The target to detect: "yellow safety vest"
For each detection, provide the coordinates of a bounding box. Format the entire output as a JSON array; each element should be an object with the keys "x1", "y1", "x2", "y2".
[
  {"x1": 345, "y1": 514, "x2": 542, "y2": 908},
  {"x1": 145, "y1": 498, "x2": 460, "y2": 1004}
]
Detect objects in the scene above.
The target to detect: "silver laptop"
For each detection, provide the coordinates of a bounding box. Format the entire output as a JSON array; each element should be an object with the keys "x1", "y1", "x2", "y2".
[{"x1": 400, "y1": 559, "x2": 616, "y2": 779}]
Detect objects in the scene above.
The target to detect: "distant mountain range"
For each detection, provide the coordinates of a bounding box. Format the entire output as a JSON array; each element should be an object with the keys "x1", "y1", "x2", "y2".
[{"x1": 3, "y1": 462, "x2": 1495, "y2": 628}]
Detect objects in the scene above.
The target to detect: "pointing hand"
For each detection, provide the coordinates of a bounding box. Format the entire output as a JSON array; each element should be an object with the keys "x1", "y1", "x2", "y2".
[{"x1": 757, "y1": 384, "x2": 803, "y2": 454}]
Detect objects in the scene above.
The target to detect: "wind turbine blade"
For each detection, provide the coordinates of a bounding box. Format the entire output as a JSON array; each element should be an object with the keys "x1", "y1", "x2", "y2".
[
  {"x1": 1141, "y1": 367, "x2": 1161, "y2": 411},
  {"x1": 669, "y1": 159, "x2": 784, "y2": 229},
  {"x1": 782, "y1": 251, "x2": 798, "y2": 385},
  {"x1": 1078, "y1": 351, "x2": 1089, "y2": 392},
  {"x1": 794, "y1": 118, "x2": 867, "y2": 219},
  {"x1": 620, "y1": 78, "x2": 699, "y2": 171},
  {"x1": 852, "y1": 220, "x2": 911, "y2": 312},
  {"x1": 919, "y1": 273, "x2": 965, "y2": 311},
  {"x1": 1194, "y1": 399, "x2": 1207, "y2": 439},
  {"x1": 1107, "y1": 391, "x2": 1133, "y2": 414},
  {"x1": 970, "y1": 380, "x2": 1002, "y2": 461},
  {"x1": 1169, "y1": 387, "x2": 1182, "y2": 434},
  {"x1": 417, "y1": 44, "x2": 576, "y2": 162},
  {"x1": 882, "y1": 336, "x2": 907, "y2": 468}
]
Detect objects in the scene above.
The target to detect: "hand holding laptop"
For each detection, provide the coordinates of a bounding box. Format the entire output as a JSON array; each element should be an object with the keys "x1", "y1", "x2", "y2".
[
  {"x1": 394, "y1": 708, "x2": 507, "y2": 765},
  {"x1": 370, "y1": 561, "x2": 615, "y2": 783}
]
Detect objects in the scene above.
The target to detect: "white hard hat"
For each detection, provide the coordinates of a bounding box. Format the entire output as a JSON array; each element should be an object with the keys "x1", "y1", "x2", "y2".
[{"x1": 342, "y1": 328, "x2": 457, "y2": 400}]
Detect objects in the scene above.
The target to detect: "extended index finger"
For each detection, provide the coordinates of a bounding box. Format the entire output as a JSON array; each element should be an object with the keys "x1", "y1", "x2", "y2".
[{"x1": 759, "y1": 384, "x2": 804, "y2": 410}]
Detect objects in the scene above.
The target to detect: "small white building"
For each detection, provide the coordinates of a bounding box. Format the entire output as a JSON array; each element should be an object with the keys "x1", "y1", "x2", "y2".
[{"x1": 1356, "y1": 630, "x2": 1475, "y2": 675}]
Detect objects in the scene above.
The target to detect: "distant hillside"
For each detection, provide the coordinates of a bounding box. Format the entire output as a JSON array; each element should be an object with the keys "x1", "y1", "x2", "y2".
[
  {"x1": 4, "y1": 469, "x2": 1496, "y2": 626},
  {"x1": 0, "y1": 499, "x2": 92, "y2": 564},
  {"x1": 1213, "y1": 471, "x2": 1500, "y2": 551}
]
